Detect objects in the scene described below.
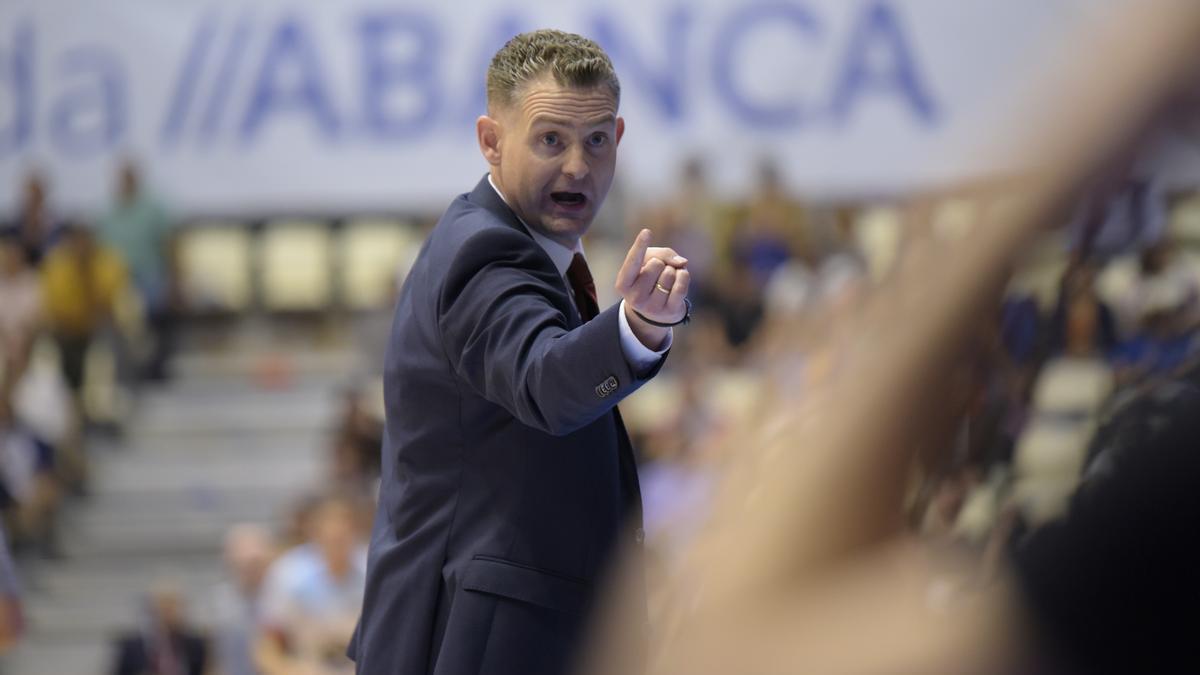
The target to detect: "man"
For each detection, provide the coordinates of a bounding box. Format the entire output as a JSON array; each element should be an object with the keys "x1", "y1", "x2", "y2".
[
  {"x1": 39, "y1": 222, "x2": 128, "y2": 425},
  {"x1": 98, "y1": 160, "x2": 178, "y2": 381},
  {"x1": 110, "y1": 583, "x2": 208, "y2": 675},
  {"x1": 2, "y1": 172, "x2": 63, "y2": 268},
  {"x1": 257, "y1": 494, "x2": 366, "y2": 675},
  {"x1": 350, "y1": 29, "x2": 690, "y2": 675},
  {"x1": 208, "y1": 524, "x2": 274, "y2": 675}
]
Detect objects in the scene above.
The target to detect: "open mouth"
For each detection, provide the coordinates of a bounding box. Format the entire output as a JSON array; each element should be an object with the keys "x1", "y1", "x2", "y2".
[{"x1": 550, "y1": 192, "x2": 588, "y2": 210}]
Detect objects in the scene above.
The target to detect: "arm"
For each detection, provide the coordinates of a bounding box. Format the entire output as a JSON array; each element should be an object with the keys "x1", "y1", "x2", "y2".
[
  {"x1": 584, "y1": 2, "x2": 1200, "y2": 672},
  {"x1": 439, "y1": 227, "x2": 661, "y2": 436}
]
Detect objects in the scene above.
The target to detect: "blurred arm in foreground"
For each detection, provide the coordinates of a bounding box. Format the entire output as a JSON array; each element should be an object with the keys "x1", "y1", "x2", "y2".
[{"x1": 584, "y1": 2, "x2": 1200, "y2": 674}]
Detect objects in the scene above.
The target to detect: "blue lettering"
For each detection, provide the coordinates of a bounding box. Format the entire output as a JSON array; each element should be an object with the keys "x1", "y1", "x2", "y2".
[
  {"x1": 0, "y1": 21, "x2": 34, "y2": 157},
  {"x1": 49, "y1": 46, "x2": 126, "y2": 157},
  {"x1": 829, "y1": 1, "x2": 936, "y2": 124},
  {"x1": 240, "y1": 17, "x2": 340, "y2": 143},
  {"x1": 713, "y1": 3, "x2": 820, "y2": 128},
  {"x1": 358, "y1": 11, "x2": 441, "y2": 140},
  {"x1": 160, "y1": 13, "x2": 217, "y2": 145},
  {"x1": 199, "y1": 13, "x2": 253, "y2": 141},
  {"x1": 592, "y1": 6, "x2": 691, "y2": 120}
]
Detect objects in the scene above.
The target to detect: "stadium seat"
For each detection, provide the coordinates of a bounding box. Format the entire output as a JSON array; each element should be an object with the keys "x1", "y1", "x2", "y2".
[
  {"x1": 339, "y1": 219, "x2": 421, "y2": 310},
  {"x1": 1009, "y1": 256, "x2": 1069, "y2": 311},
  {"x1": 1012, "y1": 476, "x2": 1079, "y2": 525},
  {"x1": 1014, "y1": 418, "x2": 1094, "y2": 480},
  {"x1": 1169, "y1": 191, "x2": 1200, "y2": 243},
  {"x1": 260, "y1": 220, "x2": 334, "y2": 312},
  {"x1": 1095, "y1": 254, "x2": 1139, "y2": 312},
  {"x1": 1012, "y1": 417, "x2": 1095, "y2": 524},
  {"x1": 1032, "y1": 357, "x2": 1114, "y2": 417},
  {"x1": 854, "y1": 207, "x2": 902, "y2": 281},
  {"x1": 177, "y1": 223, "x2": 254, "y2": 313}
]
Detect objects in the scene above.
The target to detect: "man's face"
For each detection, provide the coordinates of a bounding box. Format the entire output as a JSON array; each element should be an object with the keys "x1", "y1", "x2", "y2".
[
  {"x1": 311, "y1": 501, "x2": 358, "y2": 563},
  {"x1": 484, "y1": 77, "x2": 623, "y2": 248}
]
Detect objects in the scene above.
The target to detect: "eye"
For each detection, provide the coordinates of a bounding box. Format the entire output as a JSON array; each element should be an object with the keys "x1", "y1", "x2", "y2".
[
  {"x1": 541, "y1": 133, "x2": 559, "y2": 146},
  {"x1": 588, "y1": 132, "x2": 608, "y2": 147}
]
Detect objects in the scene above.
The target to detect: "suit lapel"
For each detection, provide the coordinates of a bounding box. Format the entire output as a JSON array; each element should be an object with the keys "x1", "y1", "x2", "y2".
[{"x1": 466, "y1": 174, "x2": 586, "y2": 328}]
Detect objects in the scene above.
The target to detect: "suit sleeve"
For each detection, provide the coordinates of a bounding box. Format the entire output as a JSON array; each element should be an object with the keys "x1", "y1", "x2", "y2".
[{"x1": 438, "y1": 227, "x2": 664, "y2": 436}]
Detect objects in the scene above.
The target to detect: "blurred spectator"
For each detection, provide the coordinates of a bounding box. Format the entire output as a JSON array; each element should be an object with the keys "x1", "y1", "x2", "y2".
[
  {"x1": 0, "y1": 522, "x2": 23, "y2": 652},
  {"x1": 0, "y1": 233, "x2": 63, "y2": 558},
  {"x1": 714, "y1": 263, "x2": 765, "y2": 350},
  {"x1": 711, "y1": 159, "x2": 819, "y2": 348},
  {"x1": 762, "y1": 260, "x2": 816, "y2": 318},
  {"x1": 1, "y1": 173, "x2": 63, "y2": 268},
  {"x1": 1111, "y1": 296, "x2": 1196, "y2": 378},
  {"x1": 256, "y1": 493, "x2": 366, "y2": 675},
  {"x1": 1113, "y1": 239, "x2": 1199, "y2": 334},
  {"x1": 656, "y1": 158, "x2": 720, "y2": 306},
  {"x1": 98, "y1": 160, "x2": 179, "y2": 382},
  {"x1": 0, "y1": 233, "x2": 41, "y2": 395},
  {"x1": 279, "y1": 494, "x2": 321, "y2": 552},
  {"x1": 40, "y1": 223, "x2": 128, "y2": 425},
  {"x1": 330, "y1": 386, "x2": 382, "y2": 492},
  {"x1": 1047, "y1": 260, "x2": 1119, "y2": 358},
  {"x1": 110, "y1": 583, "x2": 208, "y2": 675},
  {"x1": 209, "y1": 524, "x2": 275, "y2": 675},
  {"x1": 734, "y1": 159, "x2": 809, "y2": 286},
  {"x1": 1000, "y1": 293, "x2": 1042, "y2": 366},
  {"x1": 0, "y1": 406, "x2": 63, "y2": 559}
]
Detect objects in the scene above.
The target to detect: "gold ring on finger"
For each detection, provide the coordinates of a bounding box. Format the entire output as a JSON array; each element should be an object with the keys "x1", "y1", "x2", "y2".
[{"x1": 655, "y1": 283, "x2": 671, "y2": 294}]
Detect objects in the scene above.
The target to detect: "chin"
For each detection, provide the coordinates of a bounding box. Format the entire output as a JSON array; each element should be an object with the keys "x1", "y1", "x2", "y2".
[{"x1": 548, "y1": 215, "x2": 592, "y2": 236}]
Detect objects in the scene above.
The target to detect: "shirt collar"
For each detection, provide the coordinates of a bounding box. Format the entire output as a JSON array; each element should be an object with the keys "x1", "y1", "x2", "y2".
[{"x1": 487, "y1": 174, "x2": 582, "y2": 278}]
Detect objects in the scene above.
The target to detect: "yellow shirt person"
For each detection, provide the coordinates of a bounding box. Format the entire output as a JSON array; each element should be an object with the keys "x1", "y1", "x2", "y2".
[{"x1": 40, "y1": 226, "x2": 128, "y2": 339}]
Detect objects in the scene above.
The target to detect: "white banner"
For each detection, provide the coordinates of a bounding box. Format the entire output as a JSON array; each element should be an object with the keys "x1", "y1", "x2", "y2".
[{"x1": 0, "y1": 0, "x2": 1134, "y2": 215}]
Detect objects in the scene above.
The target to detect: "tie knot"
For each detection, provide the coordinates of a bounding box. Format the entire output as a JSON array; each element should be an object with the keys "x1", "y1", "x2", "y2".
[{"x1": 567, "y1": 253, "x2": 592, "y2": 286}]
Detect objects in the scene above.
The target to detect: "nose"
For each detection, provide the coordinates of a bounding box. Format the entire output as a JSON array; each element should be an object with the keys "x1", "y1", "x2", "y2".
[{"x1": 562, "y1": 144, "x2": 589, "y2": 181}]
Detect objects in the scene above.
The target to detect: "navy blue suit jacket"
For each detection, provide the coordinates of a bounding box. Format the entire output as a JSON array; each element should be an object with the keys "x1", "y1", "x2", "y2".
[{"x1": 349, "y1": 176, "x2": 657, "y2": 674}]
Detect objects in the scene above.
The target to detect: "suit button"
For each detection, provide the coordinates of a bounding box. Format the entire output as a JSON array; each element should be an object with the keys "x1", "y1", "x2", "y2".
[
  {"x1": 595, "y1": 375, "x2": 619, "y2": 398},
  {"x1": 634, "y1": 528, "x2": 645, "y2": 544}
]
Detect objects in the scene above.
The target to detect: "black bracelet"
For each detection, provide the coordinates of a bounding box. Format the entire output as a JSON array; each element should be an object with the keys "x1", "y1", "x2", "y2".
[{"x1": 633, "y1": 298, "x2": 692, "y2": 328}]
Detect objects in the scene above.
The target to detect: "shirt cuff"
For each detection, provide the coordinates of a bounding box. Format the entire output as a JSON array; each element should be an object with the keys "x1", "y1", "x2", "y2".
[{"x1": 618, "y1": 299, "x2": 671, "y2": 371}]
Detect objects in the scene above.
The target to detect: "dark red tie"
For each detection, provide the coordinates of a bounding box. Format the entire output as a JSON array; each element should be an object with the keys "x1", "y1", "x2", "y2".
[{"x1": 566, "y1": 253, "x2": 600, "y2": 322}]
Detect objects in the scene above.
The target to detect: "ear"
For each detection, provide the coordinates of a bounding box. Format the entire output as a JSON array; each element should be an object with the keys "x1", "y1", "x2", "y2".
[
  {"x1": 477, "y1": 115, "x2": 503, "y2": 166},
  {"x1": 615, "y1": 116, "x2": 625, "y2": 146}
]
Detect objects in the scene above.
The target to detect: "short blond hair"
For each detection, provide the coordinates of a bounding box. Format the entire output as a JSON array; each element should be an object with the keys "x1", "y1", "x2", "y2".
[{"x1": 486, "y1": 29, "x2": 620, "y2": 111}]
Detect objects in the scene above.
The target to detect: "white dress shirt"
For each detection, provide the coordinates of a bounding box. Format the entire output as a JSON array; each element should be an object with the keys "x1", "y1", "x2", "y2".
[{"x1": 487, "y1": 175, "x2": 669, "y2": 371}]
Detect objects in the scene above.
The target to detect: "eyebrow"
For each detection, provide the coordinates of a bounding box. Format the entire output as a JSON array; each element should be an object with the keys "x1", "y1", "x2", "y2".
[{"x1": 529, "y1": 114, "x2": 615, "y2": 128}]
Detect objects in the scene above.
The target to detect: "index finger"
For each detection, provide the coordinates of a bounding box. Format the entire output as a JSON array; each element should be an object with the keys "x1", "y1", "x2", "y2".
[{"x1": 617, "y1": 228, "x2": 652, "y2": 289}]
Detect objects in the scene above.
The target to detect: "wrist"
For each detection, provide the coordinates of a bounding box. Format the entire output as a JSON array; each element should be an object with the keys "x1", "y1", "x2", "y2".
[
  {"x1": 631, "y1": 297, "x2": 692, "y2": 328},
  {"x1": 623, "y1": 301, "x2": 670, "y2": 350}
]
